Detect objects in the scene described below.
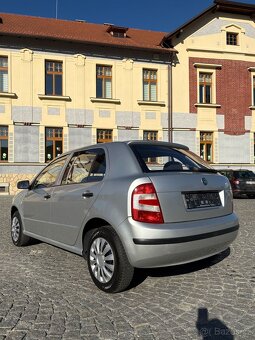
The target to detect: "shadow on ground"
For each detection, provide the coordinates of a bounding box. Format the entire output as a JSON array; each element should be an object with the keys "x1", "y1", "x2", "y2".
[
  {"x1": 196, "y1": 307, "x2": 234, "y2": 339},
  {"x1": 130, "y1": 248, "x2": 230, "y2": 289}
]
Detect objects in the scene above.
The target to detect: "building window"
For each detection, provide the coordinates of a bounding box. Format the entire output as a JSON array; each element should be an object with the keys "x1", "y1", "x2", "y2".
[
  {"x1": 143, "y1": 130, "x2": 158, "y2": 163},
  {"x1": 143, "y1": 130, "x2": 158, "y2": 141},
  {"x1": 0, "y1": 57, "x2": 8, "y2": 93},
  {"x1": 96, "y1": 65, "x2": 112, "y2": 99},
  {"x1": 200, "y1": 132, "x2": 213, "y2": 162},
  {"x1": 253, "y1": 133, "x2": 255, "y2": 163},
  {"x1": 112, "y1": 32, "x2": 125, "y2": 38},
  {"x1": 45, "y1": 127, "x2": 63, "y2": 162},
  {"x1": 0, "y1": 126, "x2": 8, "y2": 162},
  {"x1": 97, "y1": 129, "x2": 113, "y2": 143},
  {"x1": 107, "y1": 25, "x2": 128, "y2": 38},
  {"x1": 253, "y1": 76, "x2": 255, "y2": 106},
  {"x1": 143, "y1": 69, "x2": 157, "y2": 101},
  {"x1": 199, "y1": 73, "x2": 212, "y2": 104},
  {"x1": 45, "y1": 61, "x2": 63, "y2": 96},
  {"x1": 226, "y1": 32, "x2": 238, "y2": 45}
]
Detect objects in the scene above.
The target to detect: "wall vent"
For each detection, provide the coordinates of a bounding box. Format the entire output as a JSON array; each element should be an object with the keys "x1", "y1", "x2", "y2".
[{"x1": 0, "y1": 183, "x2": 9, "y2": 195}]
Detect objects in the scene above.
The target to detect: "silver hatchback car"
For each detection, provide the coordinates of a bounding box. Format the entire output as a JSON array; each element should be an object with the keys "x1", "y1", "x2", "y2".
[{"x1": 11, "y1": 141, "x2": 239, "y2": 293}]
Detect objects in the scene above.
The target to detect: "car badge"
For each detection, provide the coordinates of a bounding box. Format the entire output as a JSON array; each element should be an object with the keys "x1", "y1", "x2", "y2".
[{"x1": 202, "y1": 178, "x2": 208, "y2": 186}]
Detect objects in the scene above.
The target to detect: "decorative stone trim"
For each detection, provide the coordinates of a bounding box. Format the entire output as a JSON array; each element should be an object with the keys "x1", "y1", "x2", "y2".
[
  {"x1": 193, "y1": 63, "x2": 222, "y2": 69},
  {"x1": 195, "y1": 103, "x2": 221, "y2": 108},
  {"x1": 90, "y1": 97, "x2": 121, "y2": 104},
  {"x1": 0, "y1": 92, "x2": 17, "y2": 98},
  {"x1": 137, "y1": 100, "x2": 165, "y2": 107},
  {"x1": 0, "y1": 174, "x2": 35, "y2": 195},
  {"x1": 38, "y1": 94, "x2": 71, "y2": 101}
]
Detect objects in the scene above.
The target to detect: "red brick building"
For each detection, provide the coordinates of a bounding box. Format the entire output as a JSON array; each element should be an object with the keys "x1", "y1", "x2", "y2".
[{"x1": 162, "y1": 0, "x2": 255, "y2": 167}]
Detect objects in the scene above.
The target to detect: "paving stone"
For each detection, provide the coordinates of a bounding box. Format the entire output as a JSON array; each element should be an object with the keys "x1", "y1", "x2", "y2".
[
  {"x1": 5, "y1": 331, "x2": 26, "y2": 340},
  {"x1": 0, "y1": 197, "x2": 254, "y2": 339}
]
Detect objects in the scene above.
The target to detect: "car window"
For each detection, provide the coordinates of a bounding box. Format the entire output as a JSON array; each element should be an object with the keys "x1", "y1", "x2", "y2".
[
  {"x1": 219, "y1": 171, "x2": 226, "y2": 177},
  {"x1": 234, "y1": 170, "x2": 255, "y2": 179},
  {"x1": 219, "y1": 170, "x2": 232, "y2": 179},
  {"x1": 32, "y1": 156, "x2": 68, "y2": 189},
  {"x1": 130, "y1": 144, "x2": 216, "y2": 173},
  {"x1": 62, "y1": 148, "x2": 106, "y2": 185}
]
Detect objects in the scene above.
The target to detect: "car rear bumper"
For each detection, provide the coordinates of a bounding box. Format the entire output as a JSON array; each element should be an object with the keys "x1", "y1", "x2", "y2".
[
  {"x1": 232, "y1": 188, "x2": 255, "y2": 196},
  {"x1": 117, "y1": 213, "x2": 239, "y2": 268}
]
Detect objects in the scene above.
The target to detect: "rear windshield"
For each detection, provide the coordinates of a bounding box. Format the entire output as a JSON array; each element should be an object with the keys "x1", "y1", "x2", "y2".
[
  {"x1": 234, "y1": 170, "x2": 255, "y2": 179},
  {"x1": 130, "y1": 144, "x2": 216, "y2": 173}
]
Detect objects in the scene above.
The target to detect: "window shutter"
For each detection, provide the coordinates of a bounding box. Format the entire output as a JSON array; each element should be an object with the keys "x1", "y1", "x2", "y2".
[
  {"x1": 143, "y1": 82, "x2": 149, "y2": 101},
  {"x1": 150, "y1": 83, "x2": 157, "y2": 101},
  {"x1": 0, "y1": 71, "x2": 8, "y2": 92},
  {"x1": 105, "y1": 79, "x2": 112, "y2": 98}
]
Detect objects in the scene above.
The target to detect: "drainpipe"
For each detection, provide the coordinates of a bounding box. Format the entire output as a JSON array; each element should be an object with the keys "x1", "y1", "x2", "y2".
[{"x1": 168, "y1": 54, "x2": 173, "y2": 143}]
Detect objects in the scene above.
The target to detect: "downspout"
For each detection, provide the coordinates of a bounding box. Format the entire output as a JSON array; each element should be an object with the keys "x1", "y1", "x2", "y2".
[{"x1": 168, "y1": 53, "x2": 173, "y2": 143}]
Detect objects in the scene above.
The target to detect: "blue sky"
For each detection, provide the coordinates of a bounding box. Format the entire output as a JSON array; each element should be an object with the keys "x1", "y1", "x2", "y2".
[{"x1": 1, "y1": 0, "x2": 255, "y2": 33}]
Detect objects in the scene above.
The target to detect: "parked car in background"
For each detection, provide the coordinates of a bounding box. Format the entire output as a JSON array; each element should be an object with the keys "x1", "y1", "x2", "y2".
[
  {"x1": 11, "y1": 141, "x2": 239, "y2": 293},
  {"x1": 217, "y1": 169, "x2": 255, "y2": 198}
]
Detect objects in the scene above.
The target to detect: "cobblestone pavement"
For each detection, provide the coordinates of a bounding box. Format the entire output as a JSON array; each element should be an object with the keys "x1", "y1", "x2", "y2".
[{"x1": 0, "y1": 196, "x2": 254, "y2": 340}]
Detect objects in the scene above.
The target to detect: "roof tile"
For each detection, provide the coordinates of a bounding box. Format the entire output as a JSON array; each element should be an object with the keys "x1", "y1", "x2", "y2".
[{"x1": 0, "y1": 13, "x2": 175, "y2": 53}]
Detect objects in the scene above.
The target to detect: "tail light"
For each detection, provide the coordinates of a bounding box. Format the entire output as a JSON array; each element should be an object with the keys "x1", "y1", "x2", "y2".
[
  {"x1": 131, "y1": 183, "x2": 164, "y2": 224},
  {"x1": 233, "y1": 179, "x2": 240, "y2": 185}
]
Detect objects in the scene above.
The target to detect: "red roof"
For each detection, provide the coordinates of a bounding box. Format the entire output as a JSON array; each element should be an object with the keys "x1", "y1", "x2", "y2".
[{"x1": 0, "y1": 12, "x2": 175, "y2": 53}]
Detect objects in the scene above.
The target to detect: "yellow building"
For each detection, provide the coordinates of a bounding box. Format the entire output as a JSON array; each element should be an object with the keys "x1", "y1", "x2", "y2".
[
  {"x1": 0, "y1": 14, "x2": 175, "y2": 194},
  {"x1": 2, "y1": 0, "x2": 255, "y2": 195}
]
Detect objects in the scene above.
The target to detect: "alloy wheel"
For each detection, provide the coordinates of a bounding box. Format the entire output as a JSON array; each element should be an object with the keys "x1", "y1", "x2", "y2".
[
  {"x1": 89, "y1": 237, "x2": 115, "y2": 283},
  {"x1": 11, "y1": 216, "x2": 20, "y2": 242}
]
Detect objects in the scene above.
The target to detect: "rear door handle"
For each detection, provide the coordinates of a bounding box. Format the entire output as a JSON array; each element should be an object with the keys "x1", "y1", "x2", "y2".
[
  {"x1": 44, "y1": 193, "x2": 51, "y2": 200},
  {"x1": 82, "y1": 191, "x2": 94, "y2": 198}
]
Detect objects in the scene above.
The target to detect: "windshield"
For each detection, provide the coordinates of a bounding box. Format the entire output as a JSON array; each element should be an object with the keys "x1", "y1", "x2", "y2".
[
  {"x1": 235, "y1": 170, "x2": 255, "y2": 179},
  {"x1": 130, "y1": 144, "x2": 216, "y2": 173}
]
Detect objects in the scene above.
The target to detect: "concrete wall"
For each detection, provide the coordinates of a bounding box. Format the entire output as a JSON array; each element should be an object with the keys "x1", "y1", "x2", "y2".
[
  {"x1": 14, "y1": 126, "x2": 39, "y2": 162},
  {"x1": 218, "y1": 133, "x2": 251, "y2": 164},
  {"x1": 68, "y1": 127, "x2": 92, "y2": 150}
]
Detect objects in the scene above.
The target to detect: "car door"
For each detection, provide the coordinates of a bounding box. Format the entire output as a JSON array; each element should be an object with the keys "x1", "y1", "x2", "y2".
[
  {"x1": 22, "y1": 155, "x2": 69, "y2": 237},
  {"x1": 49, "y1": 148, "x2": 106, "y2": 245}
]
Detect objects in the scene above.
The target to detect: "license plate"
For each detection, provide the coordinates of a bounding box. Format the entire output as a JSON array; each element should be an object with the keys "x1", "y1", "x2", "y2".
[
  {"x1": 246, "y1": 181, "x2": 255, "y2": 184},
  {"x1": 184, "y1": 192, "x2": 221, "y2": 209}
]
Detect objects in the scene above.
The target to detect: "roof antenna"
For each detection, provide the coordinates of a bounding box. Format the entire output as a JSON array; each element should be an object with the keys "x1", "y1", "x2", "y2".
[{"x1": 56, "y1": 0, "x2": 58, "y2": 19}]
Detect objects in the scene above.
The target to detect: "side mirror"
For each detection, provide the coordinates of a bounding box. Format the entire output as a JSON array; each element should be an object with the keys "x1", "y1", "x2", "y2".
[{"x1": 17, "y1": 180, "x2": 30, "y2": 190}]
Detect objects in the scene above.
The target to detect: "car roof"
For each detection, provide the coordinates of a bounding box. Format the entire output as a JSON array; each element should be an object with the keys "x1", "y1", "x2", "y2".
[{"x1": 60, "y1": 140, "x2": 189, "y2": 157}]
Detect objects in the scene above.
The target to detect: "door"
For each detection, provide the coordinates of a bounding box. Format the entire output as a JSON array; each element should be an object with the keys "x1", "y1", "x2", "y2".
[
  {"x1": 22, "y1": 155, "x2": 68, "y2": 237},
  {"x1": 50, "y1": 148, "x2": 106, "y2": 245}
]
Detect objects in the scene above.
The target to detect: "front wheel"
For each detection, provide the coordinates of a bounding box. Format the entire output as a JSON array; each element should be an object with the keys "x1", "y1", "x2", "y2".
[
  {"x1": 86, "y1": 226, "x2": 134, "y2": 293},
  {"x1": 11, "y1": 211, "x2": 31, "y2": 246}
]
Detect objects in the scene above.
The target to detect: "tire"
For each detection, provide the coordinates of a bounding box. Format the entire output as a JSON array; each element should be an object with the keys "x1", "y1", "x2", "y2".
[
  {"x1": 11, "y1": 211, "x2": 31, "y2": 247},
  {"x1": 86, "y1": 226, "x2": 134, "y2": 293}
]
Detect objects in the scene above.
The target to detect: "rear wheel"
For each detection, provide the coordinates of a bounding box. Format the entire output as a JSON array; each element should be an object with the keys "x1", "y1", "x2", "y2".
[
  {"x1": 11, "y1": 211, "x2": 31, "y2": 246},
  {"x1": 86, "y1": 226, "x2": 134, "y2": 293}
]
